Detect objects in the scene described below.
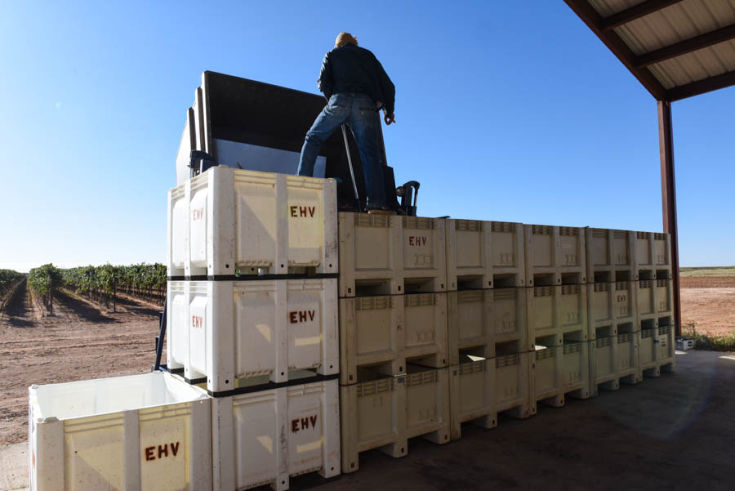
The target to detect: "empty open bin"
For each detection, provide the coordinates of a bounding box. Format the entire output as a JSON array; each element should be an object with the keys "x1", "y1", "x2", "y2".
[{"x1": 29, "y1": 371, "x2": 212, "y2": 491}]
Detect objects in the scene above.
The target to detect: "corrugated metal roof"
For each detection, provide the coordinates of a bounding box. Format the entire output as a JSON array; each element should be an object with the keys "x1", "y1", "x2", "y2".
[
  {"x1": 649, "y1": 39, "x2": 735, "y2": 88},
  {"x1": 569, "y1": 0, "x2": 735, "y2": 99}
]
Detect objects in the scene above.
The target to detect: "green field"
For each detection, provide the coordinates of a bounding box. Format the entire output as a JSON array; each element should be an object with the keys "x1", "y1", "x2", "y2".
[{"x1": 680, "y1": 266, "x2": 735, "y2": 277}]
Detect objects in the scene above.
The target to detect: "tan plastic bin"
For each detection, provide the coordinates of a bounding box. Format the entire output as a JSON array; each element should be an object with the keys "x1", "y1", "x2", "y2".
[{"x1": 28, "y1": 372, "x2": 211, "y2": 491}]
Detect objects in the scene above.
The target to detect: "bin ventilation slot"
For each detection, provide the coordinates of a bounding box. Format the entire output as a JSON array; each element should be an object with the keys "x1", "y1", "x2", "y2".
[
  {"x1": 561, "y1": 285, "x2": 580, "y2": 295},
  {"x1": 404, "y1": 216, "x2": 434, "y2": 230},
  {"x1": 496, "y1": 353, "x2": 520, "y2": 368},
  {"x1": 596, "y1": 337, "x2": 612, "y2": 348},
  {"x1": 564, "y1": 343, "x2": 581, "y2": 354},
  {"x1": 535, "y1": 348, "x2": 555, "y2": 360},
  {"x1": 618, "y1": 333, "x2": 633, "y2": 344},
  {"x1": 356, "y1": 214, "x2": 390, "y2": 228},
  {"x1": 406, "y1": 370, "x2": 439, "y2": 387},
  {"x1": 455, "y1": 220, "x2": 481, "y2": 232},
  {"x1": 532, "y1": 225, "x2": 553, "y2": 235},
  {"x1": 356, "y1": 296, "x2": 392, "y2": 311},
  {"x1": 594, "y1": 283, "x2": 610, "y2": 293},
  {"x1": 459, "y1": 360, "x2": 486, "y2": 375},
  {"x1": 405, "y1": 293, "x2": 437, "y2": 307},
  {"x1": 493, "y1": 289, "x2": 516, "y2": 301},
  {"x1": 357, "y1": 377, "x2": 395, "y2": 397},
  {"x1": 491, "y1": 221, "x2": 516, "y2": 233},
  {"x1": 534, "y1": 287, "x2": 553, "y2": 297},
  {"x1": 458, "y1": 290, "x2": 483, "y2": 303}
]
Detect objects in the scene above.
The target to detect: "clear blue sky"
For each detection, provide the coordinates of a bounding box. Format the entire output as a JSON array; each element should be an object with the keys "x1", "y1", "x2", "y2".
[{"x1": 1, "y1": 1, "x2": 732, "y2": 272}]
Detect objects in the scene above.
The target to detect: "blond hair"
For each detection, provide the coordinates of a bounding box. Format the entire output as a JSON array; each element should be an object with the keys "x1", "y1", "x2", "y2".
[{"x1": 335, "y1": 32, "x2": 358, "y2": 48}]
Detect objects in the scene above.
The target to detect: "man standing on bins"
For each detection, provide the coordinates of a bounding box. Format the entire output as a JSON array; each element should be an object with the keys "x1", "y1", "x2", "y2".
[{"x1": 297, "y1": 32, "x2": 396, "y2": 214}]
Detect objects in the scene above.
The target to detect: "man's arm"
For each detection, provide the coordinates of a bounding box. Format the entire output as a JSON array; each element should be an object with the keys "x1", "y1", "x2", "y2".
[
  {"x1": 317, "y1": 53, "x2": 333, "y2": 99},
  {"x1": 375, "y1": 58, "x2": 395, "y2": 119}
]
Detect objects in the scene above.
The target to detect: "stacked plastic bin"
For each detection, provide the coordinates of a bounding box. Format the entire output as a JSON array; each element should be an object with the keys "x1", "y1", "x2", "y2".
[
  {"x1": 524, "y1": 225, "x2": 591, "y2": 411},
  {"x1": 633, "y1": 232, "x2": 676, "y2": 377},
  {"x1": 166, "y1": 166, "x2": 341, "y2": 490},
  {"x1": 337, "y1": 213, "x2": 450, "y2": 471},
  {"x1": 585, "y1": 228, "x2": 642, "y2": 396},
  {"x1": 445, "y1": 219, "x2": 530, "y2": 439}
]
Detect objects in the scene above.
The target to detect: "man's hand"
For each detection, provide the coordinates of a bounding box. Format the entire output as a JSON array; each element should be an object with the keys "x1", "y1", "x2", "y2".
[{"x1": 384, "y1": 113, "x2": 395, "y2": 125}]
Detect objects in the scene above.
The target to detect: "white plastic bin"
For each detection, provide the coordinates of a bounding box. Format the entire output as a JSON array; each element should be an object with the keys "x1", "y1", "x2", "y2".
[
  {"x1": 167, "y1": 279, "x2": 338, "y2": 392},
  {"x1": 338, "y1": 213, "x2": 446, "y2": 297},
  {"x1": 585, "y1": 228, "x2": 634, "y2": 276},
  {"x1": 167, "y1": 166, "x2": 338, "y2": 277},
  {"x1": 445, "y1": 219, "x2": 525, "y2": 290},
  {"x1": 211, "y1": 379, "x2": 340, "y2": 491},
  {"x1": 524, "y1": 225, "x2": 587, "y2": 285},
  {"x1": 28, "y1": 372, "x2": 211, "y2": 491},
  {"x1": 635, "y1": 231, "x2": 671, "y2": 275}
]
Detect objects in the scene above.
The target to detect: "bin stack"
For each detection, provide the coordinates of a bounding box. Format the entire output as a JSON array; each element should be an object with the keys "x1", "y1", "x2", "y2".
[
  {"x1": 338, "y1": 216, "x2": 678, "y2": 449},
  {"x1": 337, "y1": 213, "x2": 451, "y2": 472},
  {"x1": 445, "y1": 219, "x2": 530, "y2": 440},
  {"x1": 585, "y1": 229, "x2": 675, "y2": 397},
  {"x1": 586, "y1": 228, "x2": 641, "y2": 395},
  {"x1": 524, "y1": 225, "x2": 591, "y2": 412},
  {"x1": 635, "y1": 232, "x2": 676, "y2": 377},
  {"x1": 165, "y1": 166, "x2": 341, "y2": 490},
  {"x1": 28, "y1": 165, "x2": 678, "y2": 490}
]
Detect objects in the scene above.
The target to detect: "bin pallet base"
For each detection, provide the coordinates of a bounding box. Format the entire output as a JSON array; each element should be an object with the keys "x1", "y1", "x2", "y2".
[
  {"x1": 590, "y1": 371, "x2": 641, "y2": 396},
  {"x1": 340, "y1": 434, "x2": 407, "y2": 475},
  {"x1": 453, "y1": 413, "x2": 498, "y2": 440},
  {"x1": 347, "y1": 354, "x2": 449, "y2": 384},
  {"x1": 635, "y1": 268, "x2": 671, "y2": 281},
  {"x1": 642, "y1": 360, "x2": 674, "y2": 378},
  {"x1": 589, "y1": 265, "x2": 635, "y2": 279},
  {"x1": 342, "y1": 354, "x2": 448, "y2": 386},
  {"x1": 340, "y1": 276, "x2": 446, "y2": 297},
  {"x1": 496, "y1": 401, "x2": 536, "y2": 419},
  {"x1": 531, "y1": 327, "x2": 590, "y2": 344},
  {"x1": 533, "y1": 384, "x2": 590, "y2": 409},
  {"x1": 240, "y1": 466, "x2": 339, "y2": 491},
  {"x1": 449, "y1": 272, "x2": 526, "y2": 290},
  {"x1": 341, "y1": 426, "x2": 452, "y2": 474},
  {"x1": 528, "y1": 270, "x2": 587, "y2": 287}
]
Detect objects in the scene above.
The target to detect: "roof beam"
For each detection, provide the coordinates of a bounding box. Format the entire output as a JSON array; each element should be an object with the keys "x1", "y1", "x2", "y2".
[
  {"x1": 666, "y1": 69, "x2": 735, "y2": 101},
  {"x1": 635, "y1": 24, "x2": 735, "y2": 67},
  {"x1": 564, "y1": 0, "x2": 667, "y2": 99},
  {"x1": 600, "y1": 0, "x2": 684, "y2": 31}
]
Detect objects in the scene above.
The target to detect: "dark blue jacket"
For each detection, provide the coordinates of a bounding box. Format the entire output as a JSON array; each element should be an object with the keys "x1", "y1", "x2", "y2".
[{"x1": 317, "y1": 44, "x2": 395, "y2": 116}]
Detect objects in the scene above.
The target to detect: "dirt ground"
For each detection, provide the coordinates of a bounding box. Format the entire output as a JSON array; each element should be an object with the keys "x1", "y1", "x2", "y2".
[
  {"x1": 0, "y1": 281, "x2": 161, "y2": 445},
  {"x1": 680, "y1": 276, "x2": 735, "y2": 337}
]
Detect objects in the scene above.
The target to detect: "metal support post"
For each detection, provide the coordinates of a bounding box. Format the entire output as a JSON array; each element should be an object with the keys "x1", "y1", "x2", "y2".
[{"x1": 657, "y1": 100, "x2": 682, "y2": 336}]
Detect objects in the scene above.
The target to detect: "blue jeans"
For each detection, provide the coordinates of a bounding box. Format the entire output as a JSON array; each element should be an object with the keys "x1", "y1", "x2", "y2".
[{"x1": 298, "y1": 93, "x2": 387, "y2": 209}]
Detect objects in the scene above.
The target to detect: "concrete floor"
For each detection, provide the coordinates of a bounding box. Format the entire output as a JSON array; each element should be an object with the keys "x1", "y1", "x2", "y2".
[
  {"x1": 3, "y1": 350, "x2": 734, "y2": 491},
  {"x1": 302, "y1": 350, "x2": 735, "y2": 491}
]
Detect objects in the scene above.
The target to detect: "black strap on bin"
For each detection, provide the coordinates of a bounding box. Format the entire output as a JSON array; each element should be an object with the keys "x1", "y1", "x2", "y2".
[{"x1": 153, "y1": 297, "x2": 167, "y2": 372}]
